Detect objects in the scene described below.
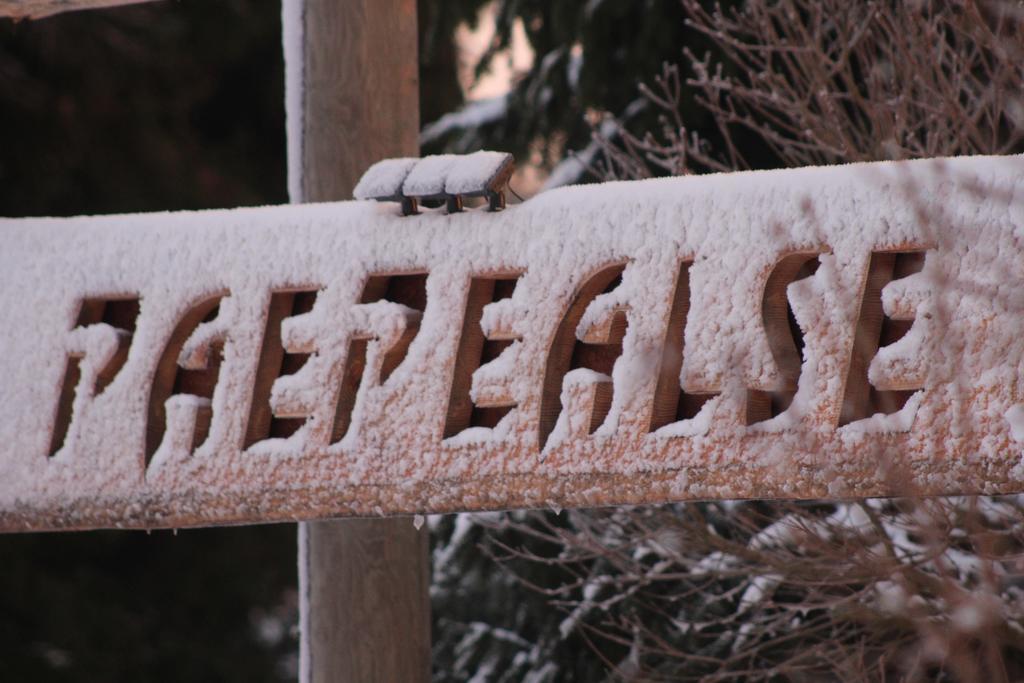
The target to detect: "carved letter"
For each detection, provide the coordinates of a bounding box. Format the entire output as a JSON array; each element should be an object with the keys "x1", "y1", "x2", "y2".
[
  {"x1": 540, "y1": 264, "x2": 626, "y2": 450},
  {"x1": 258, "y1": 274, "x2": 426, "y2": 450},
  {"x1": 49, "y1": 297, "x2": 139, "y2": 457},
  {"x1": 443, "y1": 275, "x2": 523, "y2": 439},
  {"x1": 146, "y1": 294, "x2": 227, "y2": 468},
  {"x1": 839, "y1": 250, "x2": 929, "y2": 427},
  {"x1": 244, "y1": 289, "x2": 319, "y2": 447},
  {"x1": 648, "y1": 260, "x2": 717, "y2": 434}
]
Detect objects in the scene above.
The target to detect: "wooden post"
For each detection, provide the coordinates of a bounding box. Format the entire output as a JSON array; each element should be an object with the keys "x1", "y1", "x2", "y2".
[{"x1": 287, "y1": 1, "x2": 430, "y2": 681}]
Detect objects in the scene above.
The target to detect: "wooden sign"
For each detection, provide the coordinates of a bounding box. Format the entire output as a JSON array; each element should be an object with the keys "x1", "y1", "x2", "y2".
[
  {"x1": 2, "y1": 154, "x2": 1023, "y2": 531},
  {"x1": 0, "y1": 0, "x2": 150, "y2": 19}
]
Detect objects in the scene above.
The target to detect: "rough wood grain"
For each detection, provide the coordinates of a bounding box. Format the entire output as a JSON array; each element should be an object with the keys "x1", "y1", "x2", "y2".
[
  {"x1": 293, "y1": 1, "x2": 429, "y2": 682},
  {"x1": 301, "y1": 519, "x2": 430, "y2": 683},
  {"x1": 299, "y1": 0, "x2": 419, "y2": 206}
]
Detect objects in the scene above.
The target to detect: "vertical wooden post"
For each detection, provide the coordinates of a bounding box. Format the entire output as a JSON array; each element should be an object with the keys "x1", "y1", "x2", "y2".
[{"x1": 285, "y1": 1, "x2": 430, "y2": 681}]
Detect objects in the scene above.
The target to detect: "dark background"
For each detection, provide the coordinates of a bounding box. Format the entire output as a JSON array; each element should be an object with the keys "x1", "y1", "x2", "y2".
[{"x1": 1, "y1": 3, "x2": 300, "y2": 680}]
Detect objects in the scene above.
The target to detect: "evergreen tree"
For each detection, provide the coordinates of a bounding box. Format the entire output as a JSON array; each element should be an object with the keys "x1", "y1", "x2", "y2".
[{"x1": 418, "y1": 0, "x2": 735, "y2": 183}]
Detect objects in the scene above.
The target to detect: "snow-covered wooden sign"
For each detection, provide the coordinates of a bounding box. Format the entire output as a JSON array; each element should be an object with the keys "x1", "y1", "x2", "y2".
[{"x1": 2, "y1": 155, "x2": 1023, "y2": 531}]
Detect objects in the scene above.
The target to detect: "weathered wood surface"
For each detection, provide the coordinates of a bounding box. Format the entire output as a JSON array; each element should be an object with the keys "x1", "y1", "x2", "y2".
[
  {"x1": 0, "y1": 0, "x2": 153, "y2": 19},
  {"x1": 289, "y1": 1, "x2": 429, "y2": 682},
  {"x1": 300, "y1": 518, "x2": 430, "y2": 682},
  {"x1": 1, "y1": 155, "x2": 1023, "y2": 531}
]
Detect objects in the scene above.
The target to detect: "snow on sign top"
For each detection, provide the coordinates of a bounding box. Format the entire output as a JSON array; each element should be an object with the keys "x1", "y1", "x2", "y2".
[
  {"x1": 355, "y1": 152, "x2": 515, "y2": 215},
  {"x1": 352, "y1": 157, "x2": 419, "y2": 201},
  {"x1": 1, "y1": 154, "x2": 1023, "y2": 532}
]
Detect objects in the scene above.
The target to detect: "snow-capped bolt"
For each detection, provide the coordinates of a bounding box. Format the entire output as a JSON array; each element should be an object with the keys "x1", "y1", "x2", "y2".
[
  {"x1": 352, "y1": 157, "x2": 420, "y2": 215},
  {"x1": 354, "y1": 151, "x2": 515, "y2": 215}
]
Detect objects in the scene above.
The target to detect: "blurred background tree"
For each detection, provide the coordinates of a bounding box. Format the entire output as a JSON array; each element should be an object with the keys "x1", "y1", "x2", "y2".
[
  {"x1": 0, "y1": 0, "x2": 287, "y2": 216},
  {"x1": 417, "y1": 0, "x2": 760, "y2": 189}
]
